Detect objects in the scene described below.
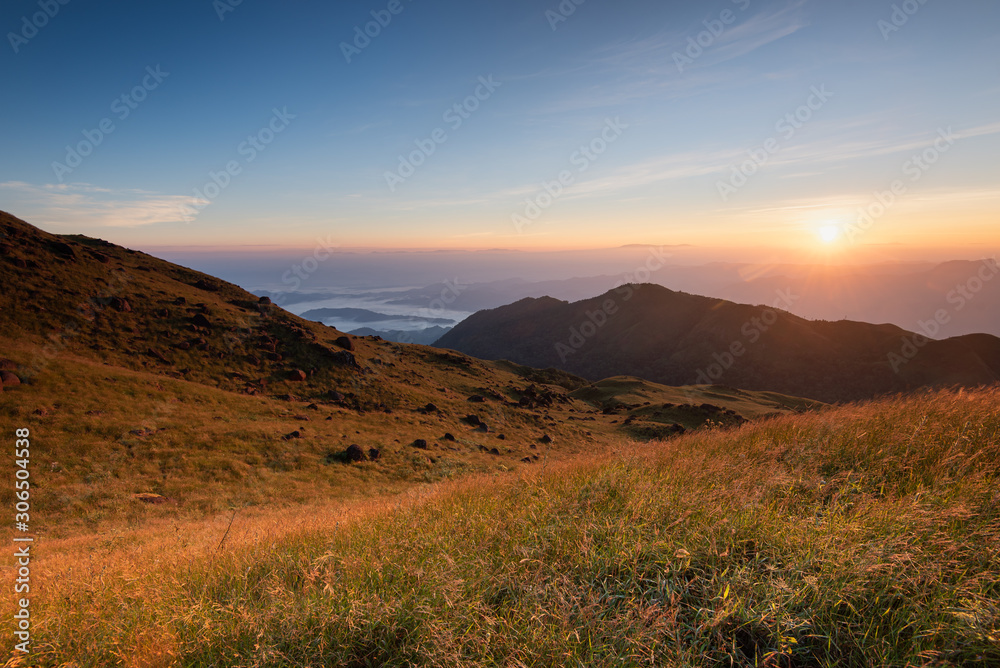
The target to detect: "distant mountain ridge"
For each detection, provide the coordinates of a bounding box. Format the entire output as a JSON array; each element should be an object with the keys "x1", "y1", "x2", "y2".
[{"x1": 434, "y1": 283, "x2": 1000, "y2": 403}]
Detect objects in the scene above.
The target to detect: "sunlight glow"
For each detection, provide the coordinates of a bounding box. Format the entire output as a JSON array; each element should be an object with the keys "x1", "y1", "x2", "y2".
[{"x1": 819, "y1": 224, "x2": 841, "y2": 244}]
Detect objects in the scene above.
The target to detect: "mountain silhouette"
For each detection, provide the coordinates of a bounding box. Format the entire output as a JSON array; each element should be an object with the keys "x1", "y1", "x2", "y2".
[{"x1": 435, "y1": 283, "x2": 1000, "y2": 403}]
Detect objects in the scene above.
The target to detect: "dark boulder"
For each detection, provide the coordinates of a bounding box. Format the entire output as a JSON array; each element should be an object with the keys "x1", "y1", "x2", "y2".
[
  {"x1": 287, "y1": 369, "x2": 307, "y2": 382},
  {"x1": 367, "y1": 447, "x2": 381, "y2": 461},
  {"x1": 344, "y1": 444, "x2": 367, "y2": 462},
  {"x1": 49, "y1": 241, "x2": 77, "y2": 260},
  {"x1": 334, "y1": 336, "x2": 354, "y2": 351},
  {"x1": 111, "y1": 297, "x2": 131, "y2": 312},
  {"x1": 411, "y1": 439, "x2": 428, "y2": 449},
  {"x1": 191, "y1": 313, "x2": 212, "y2": 328},
  {"x1": 467, "y1": 394, "x2": 486, "y2": 403},
  {"x1": 331, "y1": 350, "x2": 359, "y2": 368},
  {"x1": 0, "y1": 371, "x2": 21, "y2": 387}
]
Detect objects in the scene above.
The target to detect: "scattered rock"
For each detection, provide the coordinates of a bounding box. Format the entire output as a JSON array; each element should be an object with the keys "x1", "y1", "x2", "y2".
[
  {"x1": 293, "y1": 415, "x2": 310, "y2": 421},
  {"x1": 89, "y1": 250, "x2": 111, "y2": 264},
  {"x1": 343, "y1": 444, "x2": 367, "y2": 462},
  {"x1": 367, "y1": 447, "x2": 381, "y2": 461},
  {"x1": 489, "y1": 447, "x2": 500, "y2": 456},
  {"x1": 258, "y1": 296, "x2": 271, "y2": 304},
  {"x1": 194, "y1": 278, "x2": 219, "y2": 292},
  {"x1": 190, "y1": 314, "x2": 213, "y2": 329},
  {"x1": 0, "y1": 371, "x2": 20, "y2": 387},
  {"x1": 282, "y1": 430, "x2": 302, "y2": 440},
  {"x1": 476, "y1": 423, "x2": 489, "y2": 433},
  {"x1": 462, "y1": 414, "x2": 483, "y2": 427},
  {"x1": 287, "y1": 369, "x2": 307, "y2": 382},
  {"x1": 146, "y1": 348, "x2": 169, "y2": 364},
  {"x1": 419, "y1": 402, "x2": 439, "y2": 414},
  {"x1": 467, "y1": 394, "x2": 486, "y2": 403},
  {"x1": 306, "y1": 403, "x2": 319, "y2": 410},
  {"x1": 331, "y1": 350, "x2": 359, "y2": 368},
  {"x1": 497, "y1": 434, "x2": 506, "y2": 440},
  {"x1": 521, "y1": 457, "x2": 532, "y2": 463},
  {"x1": 111, "y1": 297, "x2": 131, "y2": 312},
  {"x1": 540, "y1": 434, "x2": 553, "y2": 444},
  {"x1": 334, "y1": 336, "x2": 354, "y2": 351},
  {"x1": 49, "y1": 241, "x2": 77, "y2": 260},
  {"x1": 411, "y1": 439, "x2": 428, "y2": 449},
  {"x1": 174, "y1": 296, "x2": 186, "y2": 305},
  {"x1": 443, "y1": 433, "x2": 456, "y2": 442},
  {"x1": 155, "y1": 308, "x2": 169, "y2": 318}
]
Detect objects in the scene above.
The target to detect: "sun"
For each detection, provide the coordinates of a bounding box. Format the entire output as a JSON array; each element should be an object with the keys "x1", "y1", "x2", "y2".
[{"x1": 818, "y1": 224, "x2": 841, "y2": 244}]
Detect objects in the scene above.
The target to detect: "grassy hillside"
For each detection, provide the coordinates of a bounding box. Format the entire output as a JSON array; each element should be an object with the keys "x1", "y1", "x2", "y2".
[
  {"x1": 8, "y1": 388, "x2": 998, "y2": 666},
  {"x1": 0, "y1": 212, "x2": 815, "y2": 536}
]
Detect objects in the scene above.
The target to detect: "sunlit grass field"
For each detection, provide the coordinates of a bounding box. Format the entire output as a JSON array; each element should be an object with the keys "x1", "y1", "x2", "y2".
[{"x1": 5, "y1": 388, "x2": 1000, "y2": 666}]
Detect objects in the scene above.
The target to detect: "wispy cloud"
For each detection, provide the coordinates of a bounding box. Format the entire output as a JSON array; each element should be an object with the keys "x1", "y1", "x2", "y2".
[
  {"x1": 517, "y1": 1, "x2": 810, "y2": 117},
  {"x1": 0, "y1": 181, "x2": 201, "y2": 228}
]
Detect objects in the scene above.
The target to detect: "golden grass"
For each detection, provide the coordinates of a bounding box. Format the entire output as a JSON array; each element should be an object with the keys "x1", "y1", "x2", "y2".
[{"x1": 4, "y1": 388, "x2": 1000, "y2": 666}]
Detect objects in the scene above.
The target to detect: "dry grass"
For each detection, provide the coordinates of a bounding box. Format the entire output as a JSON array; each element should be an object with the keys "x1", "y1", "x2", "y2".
[{"x1": 4, "y1": 388, "x2": 1000, "y2": 666}]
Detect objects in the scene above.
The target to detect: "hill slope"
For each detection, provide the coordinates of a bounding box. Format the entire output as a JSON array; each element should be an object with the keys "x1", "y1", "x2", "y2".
[
  {"x1": 0, "y1": 212, "x2": 813, "y2": 533},
  {"x1": 435, "y1": 283, "x2": 1000, "y2": 403},
  {"x1": 13, "y1": 387, "x2": 999, "y2": 666}
]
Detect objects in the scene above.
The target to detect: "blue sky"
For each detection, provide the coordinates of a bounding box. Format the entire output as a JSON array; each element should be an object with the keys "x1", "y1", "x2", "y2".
[{"x1": 2, "y1": 0, "x2": 998, "y2": 254}]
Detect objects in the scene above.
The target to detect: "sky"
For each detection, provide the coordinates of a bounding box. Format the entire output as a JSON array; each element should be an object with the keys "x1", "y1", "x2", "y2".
[{"x1": 2, "y1": 0, "x2": 998, "y2": 256}]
